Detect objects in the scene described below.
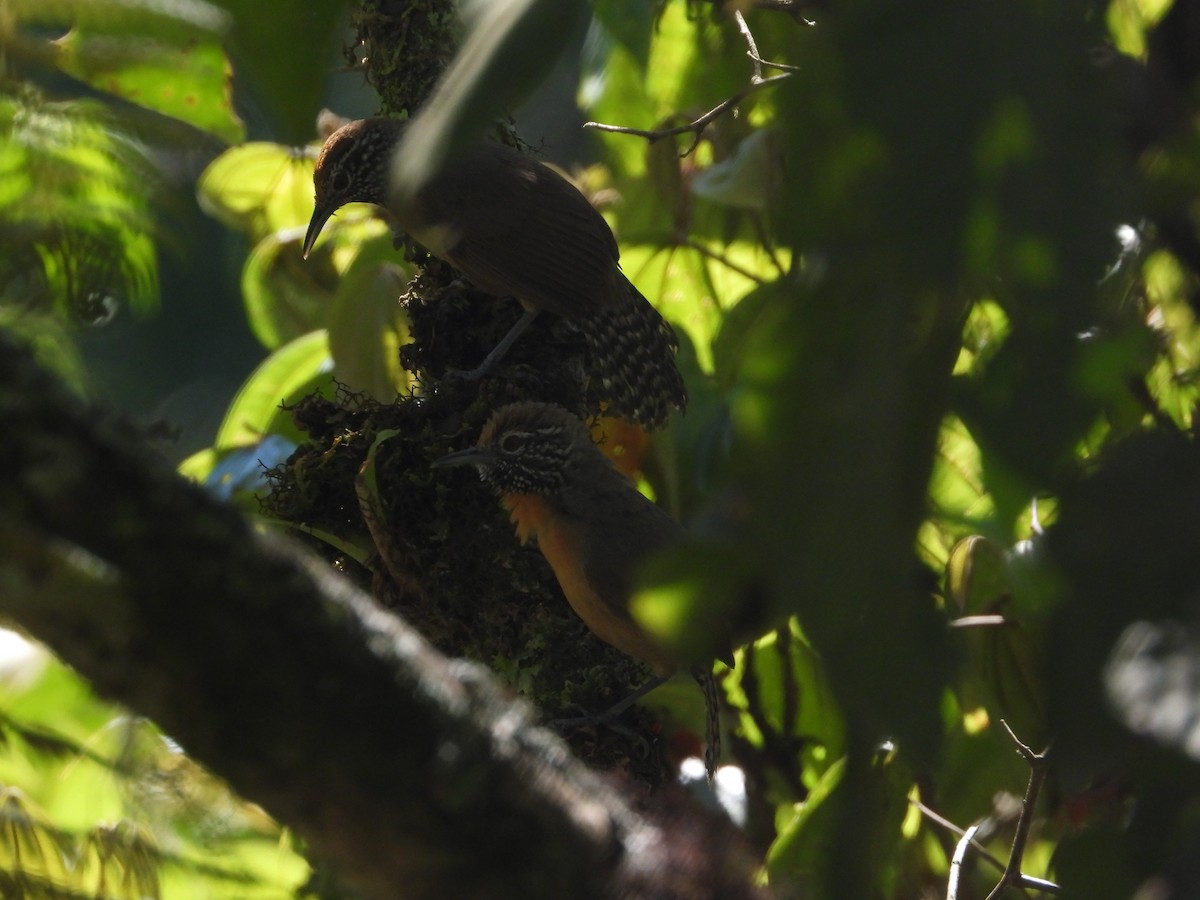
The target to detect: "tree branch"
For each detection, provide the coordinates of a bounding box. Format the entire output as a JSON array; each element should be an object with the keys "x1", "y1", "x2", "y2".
[
  {"x1": 984, "y1": 721, "x2": 1056, "y2": 899},
  {"x1": 0, "y1": 332, "x2": 761, "y2": 900}
]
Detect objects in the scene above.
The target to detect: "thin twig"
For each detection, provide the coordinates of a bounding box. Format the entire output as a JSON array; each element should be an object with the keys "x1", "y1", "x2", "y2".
[
  {"x1": 984, "y1": 721, "x2": 1054, "y2": 900},
  {"x1": 584, "y1": 74, "x2": 790, "y2": 154},
  {"x1": 735, "y1": 9, "x2": 802, "y2": 74},
  {"x1": 914, "y1": 800, "x2": 1009, "y2": 876},
  {"x1": 684, "y1": 238, "x2": 768, "y2": 285},
  {"x1": 734, "y1": 10, "x2": 764, "y2": 81},
  {"x1": 949, "y1": 614, "x2": 1010, "y2": 629},
  {"x1": 749, "y1": 51, "x2": 802, "y2": 73},
  {"x1": 749, "y1": 214, "x2": 788, "y2": 278},
  {"x1": 947, "y1": 823, "x2": 981, "y2": 900},
  {"x1": 586, "y1": 7, "x2": 797, "y2": 155}
]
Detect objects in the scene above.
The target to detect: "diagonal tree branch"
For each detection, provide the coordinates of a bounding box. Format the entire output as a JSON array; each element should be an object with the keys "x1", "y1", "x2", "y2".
[{"x1": 0, "y1": 332, "x2": 761, "y2": 900}]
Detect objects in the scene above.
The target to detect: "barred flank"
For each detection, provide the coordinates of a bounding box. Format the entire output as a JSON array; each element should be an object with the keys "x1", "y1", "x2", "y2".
[{"x1": 579, "y1": 277, "x2": 687, "y2": 430}]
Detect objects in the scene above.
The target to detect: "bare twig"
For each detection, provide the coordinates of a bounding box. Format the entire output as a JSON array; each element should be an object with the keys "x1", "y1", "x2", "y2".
[
  {"x1": 748, "y1": 50, "x2": 803, "y2": 73},
  {"x1": 684, "y1": 238, "x2": 769, "y2": 285},
  {"x1": 949, "y1": 614, "x2": 1010, "y2": 629},
  {"x1": 984, "y1": 721, "x2": 1056, "y2": 899},
  {"x1": 584, "y1": 74, "x2": 789, "y2": 155},
  {"x1": 735, "y1": 9, "x2": 802, "y2": 77},
  {"x1": 587, "y1": 3, "x2": 796, "y2": 154},
  {"x1": 735, "y1": 9, "x2": 765, "y2": 82},
  {"x1": 914, "y1": 800, "x2": 1010, "y2": 876},
  {"x1": 748, "y1": 214, "x2": 788, "y2": 277},
  {"x1": 947, "y1": 823, "x2": 982, "y2": 900}
]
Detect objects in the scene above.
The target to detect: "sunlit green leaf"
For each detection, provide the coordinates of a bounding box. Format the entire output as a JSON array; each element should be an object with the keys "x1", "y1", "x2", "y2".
[
  {"x1": 326, "y1": 252, "x2": 412, "y2": 401},
  {"x1": 197, "y1": 142, "x2": 319, "y2": 238},
  {"x1": 946, "y1": 535, "x2": 1051, "y2": 744},
  {"x1": 621, "y1": 241, "x2": 766, "y2": 373},
  {"x1": 177, "y1": 448, "x2": 219, "y2": 484},
  {"x1": 0, "y1": 94, "x2": 160, "y2": 320},
  {"x1": 55, "y1": 29, "x2": 241, "y2": 143},
  {"x1": 767, "y1": 752, "x2": 911, "y2": 898},
  {"x1": 0, "y1": 787, "x2": 72, "y2": 887},
  {"x1": 634, "y1": 541, "x2": 749, "y2": 669},
  {"x1": 766, "y1": 760, "x2": 843, "y2": 892},
  {"x1": 10, "y1": 0, "x2": 228, "y2": 39},
  {"x1": 214, "y1": 329, "x2": 333, "y2": 449},
  {"x1": 724, "y1": 625, "x2": 845, "y2": 784},
  {"x1": 1106, "y1": 0, "x2": 1174, "y2": 57},
  {"x1": 242, "y1": 228, "x2": 327, "y2": 349}
]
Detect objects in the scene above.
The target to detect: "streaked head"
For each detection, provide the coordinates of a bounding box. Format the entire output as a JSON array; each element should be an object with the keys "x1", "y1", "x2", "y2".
[
  {"x1": 303, "y1": 117, "x2": 406, "y2": 258},
  {"x1": 432, "y1": 402, "x2": 593, "y2": 496}
]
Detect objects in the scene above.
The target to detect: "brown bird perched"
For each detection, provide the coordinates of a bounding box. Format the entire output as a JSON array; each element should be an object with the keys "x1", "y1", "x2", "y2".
[
  {"x1": 433, "y1": 401, "x2": 727, "y2": 776},
  {"x1": 303, "y1": 116, "x2": 687, "y2": 430}
]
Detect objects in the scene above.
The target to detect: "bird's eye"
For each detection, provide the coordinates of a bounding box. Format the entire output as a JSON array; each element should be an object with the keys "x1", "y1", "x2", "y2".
[
  {"x1": 331, "y1": 170, "x2": 351, "y2": 193},
  {"x1": 498, "y1": 433, "x2": 525, "y2": 454}
]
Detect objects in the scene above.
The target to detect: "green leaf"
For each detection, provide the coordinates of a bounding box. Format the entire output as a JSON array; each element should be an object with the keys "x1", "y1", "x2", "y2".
[
  {"x1": 710, "y1": 280, "x2": 789, "y2": 390},
  {"x1": 583, "y1": 2, "x2": 749, "y2": 180},
  {"x1": 767, "y1": 752, "x2": 912, "y2": 899},
  {"x1": 620, "y1": 241, "x2": 765, "y2": 373},
  {"x1": 724, "y1": 625, "x2": 845, "y2": 772},
  {"x1": 197, "y1": 142, "x2": 319, "y2": 238},
  {"x1": 946, "y1": 535, "x2": 1051, "y2": 745},
  {"x1": 0, "y1": 94, "x2": 160, "y2": 320},
  {"x1": 326, "y1": 253, "x2": 411, "y2": 401},
  {"x1": 356, "y1": 428, "x2": 400, "y2": 530},
  {"x1": 177, "y1": 447, "x2": 219, "y2": 483},
  {"x1": 214, "y1": 330, "x2": 332, "y2": 449},
  {"x1": 242, "y1": 229, "x2": 328, "y2": 349},
  {"x1": 207, "y1": 0, "x2": 353, "y2": 143},
  {"x1": 0, "y1": 787, "x2": 72, "y2": 887},
  {"x1": 11, "y1": 0, "x2": 229, "y2": 40},
  {"x1": 766, "y1": 760, "x2": 844, "y2": 891},
  {"x1": 590, "y1": 0, "x2": 654, "y2": 72},
  {"x1": 54, "y1": 28, "x2": 241, "y2": 143},
  {"x1": 923, "y1": 416, "x2": 992, "y2": 563},
  {"x1": 690, "y1": 129, "x2": 780, "y2": 213}
]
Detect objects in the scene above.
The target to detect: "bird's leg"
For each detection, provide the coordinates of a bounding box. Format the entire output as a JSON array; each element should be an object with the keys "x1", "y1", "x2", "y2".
[
  {"x1": 446, "y1": 308, "x2": 540, "y2": 382},
  {"x1": 692, "y1": 666, "x2": 721, "y2": 782},
  {"x1": 549, "y1": 674, "x2": 668, "y2": 728}
]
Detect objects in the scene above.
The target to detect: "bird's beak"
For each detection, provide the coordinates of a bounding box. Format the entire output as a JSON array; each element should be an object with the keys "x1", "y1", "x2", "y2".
[
  {"x1": 431, "y1": 446, "x2": 492, "y2": 470},
  {"x1": 302, "y1": 204, "x2": 333, "y2": 259}
]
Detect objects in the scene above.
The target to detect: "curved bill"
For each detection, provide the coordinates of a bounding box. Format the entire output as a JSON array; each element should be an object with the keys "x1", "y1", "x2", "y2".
[
  {"x1": 431, "y1": 446, "x2": 492, "y2": 470},
  {"x1": 302, "y1": 204, "x2": 333, "y2": 259}
]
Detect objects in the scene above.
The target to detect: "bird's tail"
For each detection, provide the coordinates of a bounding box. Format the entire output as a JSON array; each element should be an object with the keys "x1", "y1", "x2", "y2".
[
  {"x1": 580, "y1": 278, "x2": 687, "y2": 430},
  {"x1": 692, "y1": 666, "x2": 721, "y2": 781}
]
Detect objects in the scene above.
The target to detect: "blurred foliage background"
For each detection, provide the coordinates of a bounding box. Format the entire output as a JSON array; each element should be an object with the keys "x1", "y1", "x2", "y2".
[{"x1": 4, "y1": 0, "x2": 1200, "y2": 897}]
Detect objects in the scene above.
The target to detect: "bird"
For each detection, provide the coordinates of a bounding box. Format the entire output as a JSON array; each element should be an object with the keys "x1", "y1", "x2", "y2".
[
  {"x1": 303, "y1": 116, "x2": 687, "y2": 430},
  {"x1": 432, "y1": 401, "x2": 728, "y2": 777}
]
